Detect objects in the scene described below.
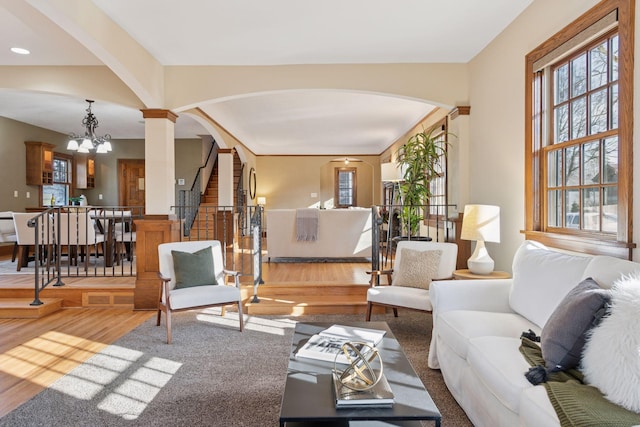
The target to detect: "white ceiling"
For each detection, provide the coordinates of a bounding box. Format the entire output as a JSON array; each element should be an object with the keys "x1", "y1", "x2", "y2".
[{"x1": 0, "y1": 0, "x2": 532, "y2": 155}]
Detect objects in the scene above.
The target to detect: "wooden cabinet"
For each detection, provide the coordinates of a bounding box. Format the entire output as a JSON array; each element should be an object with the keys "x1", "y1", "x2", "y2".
[
  {"x1": 25, "y1": 141, "x2": 55, "y2": 185},
  {"x1": 74, "y1": 153, "x2": 96, "y2": 189}
]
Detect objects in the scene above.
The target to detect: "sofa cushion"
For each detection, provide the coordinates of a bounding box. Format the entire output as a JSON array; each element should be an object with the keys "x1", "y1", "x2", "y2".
[
  {"x1": 539, "y1": 277, "x2": 609, "y2": 373},
  {"x1": 581, "y1": 255, "x2": 640, "y2": 289},
  {"x1": 167, "y1": 284, "x2": 240, "y2": 310},
  {"x1": 582, "y1": 275, "x2": 640, "y2": 413},
  {"x1": 437, "y1": 310, "x2": 539, "y2": 360},
  {"x1": 367, "y1": 286, "x2": 432, "y2": 311},
  {"x1": 467, "y1": 336, "x2": 534, "y2": 413},
  {"x1": 509, "y1": 240, "x2": 592, "y2": 328},
  {"x1": 393, "y1": 248, "x2": 441, "y2": 289}
]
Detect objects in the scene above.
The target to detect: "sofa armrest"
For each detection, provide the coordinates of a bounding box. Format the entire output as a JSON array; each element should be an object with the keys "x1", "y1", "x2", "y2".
[
  {"x1": 427, "y1": 279, "x2": 515, "y2": 369},
  {"x1": 429, "y1": 279, "x2": 514, "y2": 316}
]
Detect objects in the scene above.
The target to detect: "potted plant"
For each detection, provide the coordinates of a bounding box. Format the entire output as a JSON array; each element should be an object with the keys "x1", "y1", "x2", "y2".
[
  {"x1": 69, "y1": 196, "x2": 82, "y2": 206},
  {"x1": 396, "y1": 126, "x2": 448, "y2": 237}
]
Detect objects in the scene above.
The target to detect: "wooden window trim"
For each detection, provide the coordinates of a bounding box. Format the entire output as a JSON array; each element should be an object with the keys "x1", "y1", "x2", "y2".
[
  {"x1": 424, "y1": 117, "x2": 449, "y2": 228},
  {"x1": 334, "y1": 167, "x2": 357, "y2": 208},
  {"x1": 524, "y1": 0, "x2": 635, "y2": 259}
]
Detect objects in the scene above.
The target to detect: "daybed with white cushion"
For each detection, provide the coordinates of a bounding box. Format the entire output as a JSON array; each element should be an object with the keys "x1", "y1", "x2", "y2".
[{"x1": 428, "y1": 240, "x2": 640, "y2": 427}]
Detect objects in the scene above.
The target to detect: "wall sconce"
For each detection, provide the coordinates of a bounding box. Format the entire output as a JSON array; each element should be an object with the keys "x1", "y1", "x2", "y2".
[
  {"x1": 257, "y1": 197, "x2": 266, "y2": 206},
  {"x1": 460, "y1": 204, "x2": 501, "y2": 274},
  {"x1": 344, "y1": 158, "x2": 350, "y2": 165}
]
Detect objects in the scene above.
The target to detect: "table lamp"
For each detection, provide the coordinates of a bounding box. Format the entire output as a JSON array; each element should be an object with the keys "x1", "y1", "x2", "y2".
[{"x1": 460, "y1": 204, "x2": 500, "y2": 274}]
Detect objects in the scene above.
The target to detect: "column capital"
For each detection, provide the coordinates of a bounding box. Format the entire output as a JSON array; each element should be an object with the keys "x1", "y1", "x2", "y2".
[
  {"x1": 449, "y1": 106, "x2": 471, "y2": 120},
  {"x1": 141, "y1": 109, "x2": 178, "y2": 122}
]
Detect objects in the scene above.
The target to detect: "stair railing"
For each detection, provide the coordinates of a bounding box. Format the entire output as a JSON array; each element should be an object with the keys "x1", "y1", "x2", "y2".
[{"x1": 178, "y1": 139, "x2": 217, "y2": 236}]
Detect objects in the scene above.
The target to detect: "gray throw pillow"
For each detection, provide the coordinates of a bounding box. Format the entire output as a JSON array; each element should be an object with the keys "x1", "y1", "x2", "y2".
[
  {"x1": 541, "y1": 277, "x2": 610, "y2": 372},
  {"x1": 171, "y1": 246, "x2": 217, "y2": 289}
]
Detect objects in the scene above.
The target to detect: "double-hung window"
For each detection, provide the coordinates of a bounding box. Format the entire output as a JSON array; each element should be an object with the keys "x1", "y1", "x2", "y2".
[
  {"x1": 43, "y1": 154, "x2": 72, "y2": 206},
  {"x1": 335, "y1": 168, "x2": 357, "y2": 208},
  {"x1": 524, "y1": 0, "x2": 634, "y2": 258}
]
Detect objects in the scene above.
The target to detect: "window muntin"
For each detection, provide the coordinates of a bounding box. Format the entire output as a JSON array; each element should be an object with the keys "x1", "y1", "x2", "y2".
[
  {"x1": 335, "y1": 168, "x2": 356, "y2": 208},
  {"x1": 545, "y1": 31, "x2": 619, "y2": 235},
  {"x1": 525, "y1": 0, "x2": 633, "y2": 259},
  {"x1": 426, "y1": 123, "x2": 448, "y2": 219},
  {"x1": 43, "y1": 155, "x2": 71, "y2": 206}
]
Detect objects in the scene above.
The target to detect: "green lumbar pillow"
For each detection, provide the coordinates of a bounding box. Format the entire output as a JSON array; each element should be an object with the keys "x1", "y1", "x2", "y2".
[{"x1": 171, "y1": 246, "x2": 217, "y2": 289}]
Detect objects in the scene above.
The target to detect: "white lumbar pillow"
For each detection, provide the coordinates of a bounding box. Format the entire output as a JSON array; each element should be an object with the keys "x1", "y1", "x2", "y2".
[{"x1": 582, "y1": 274, "x2": 640, "y2": 413}]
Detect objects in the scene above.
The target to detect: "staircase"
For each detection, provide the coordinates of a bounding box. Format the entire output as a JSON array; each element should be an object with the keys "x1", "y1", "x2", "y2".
[
  {"x1": 187, "y1": 151, "x2": 244, "y2": 241},
  {"x1": 0, "y1": 298, "x2": 63, "y2": 318}
]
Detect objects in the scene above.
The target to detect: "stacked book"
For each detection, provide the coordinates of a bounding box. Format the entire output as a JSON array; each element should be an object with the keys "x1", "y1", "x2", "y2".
[
  {"x1": 295, "y1": 324, "x2": 386, "y2": 364},
  {"x1": 332, "y1": 371, "x2": 394, "y2": 408},
  {"x1": 294, "y1": 324, "x2": 394, "y2": 408}
]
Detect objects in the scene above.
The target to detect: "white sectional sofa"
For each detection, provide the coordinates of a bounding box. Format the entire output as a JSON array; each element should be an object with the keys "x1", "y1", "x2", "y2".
[{"x1": 428, "y1": 240, "x2": 640, "y2": 427}]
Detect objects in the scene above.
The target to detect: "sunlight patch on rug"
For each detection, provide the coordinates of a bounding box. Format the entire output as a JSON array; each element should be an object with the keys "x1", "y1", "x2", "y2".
[
  {"x1": 196, "y1": 308, "x2": 298, "y2": 336},
  {"x1": 49, "y1": 344, "x2": 182, "y2": 420}
]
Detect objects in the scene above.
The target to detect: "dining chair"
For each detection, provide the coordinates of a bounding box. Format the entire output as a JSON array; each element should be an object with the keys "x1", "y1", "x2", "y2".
[
  {"x1": 157, "y1": 240, "x2": 244, "y2": 344},
  {"x1": 366, "y1": 240, "x2": 458, "y2": 321},
  {"x1": 12, "y1": 212, "x2": 53, "y2": 271},
  {"x1": 0, "y1": 211, "x2": 18, "y2": 262},
  {"x1": 55, "y1": 210, "x2": 105, "y2": 270}
]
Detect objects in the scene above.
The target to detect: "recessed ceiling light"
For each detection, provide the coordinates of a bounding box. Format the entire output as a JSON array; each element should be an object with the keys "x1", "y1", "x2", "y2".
[{"x1": 11, "y1": 47, "x2": 30, "y2": 55}]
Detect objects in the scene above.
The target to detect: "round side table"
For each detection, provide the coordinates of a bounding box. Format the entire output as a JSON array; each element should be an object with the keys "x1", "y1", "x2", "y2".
[{"x1": 453, "y1": 269, "x2": 511, "y2": 280}]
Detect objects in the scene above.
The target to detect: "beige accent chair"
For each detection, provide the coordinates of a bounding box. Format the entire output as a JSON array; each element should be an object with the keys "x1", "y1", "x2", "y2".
[
  {"x1": 366, "y1": 240, "x2": 458, "y2": 321},
  {"x1": 12, "y1": 212, "x2": 54, "y2": 271},
  {"x1": 157, "y1": 240, "x2": 244, "y2": 344}
]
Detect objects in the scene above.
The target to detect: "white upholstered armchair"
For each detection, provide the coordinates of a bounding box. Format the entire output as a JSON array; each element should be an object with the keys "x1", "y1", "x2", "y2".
[
  {"x1": 366, "y1": 240, "x2": 458, "y2": 321},
  {"x1": 157, "y1": 240, "x2": 244, "y2": 344}
]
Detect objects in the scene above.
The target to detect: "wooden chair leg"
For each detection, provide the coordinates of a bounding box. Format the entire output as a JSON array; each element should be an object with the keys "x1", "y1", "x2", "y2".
[
  {"x1": 166, "y1": 310, "x2": 172, "y2": 344},
  {"x1": 393, "y1": 307, "x2": 399, "y2": 317},
  {"x1": 237, "y1": 301, "x2": 244, "y2": 332},
  {"x1": 16, "y1": 246, "x2": 26, "y2": 271},
  {"x1": 156, "y1": 308, "x2": 162, "y2": 326},
  {"x1": 221, "y1": 306, "x2": 226, "y2": 317},
  {"x1": 11, "y1": 243, "x2": 18, "y2": 262},
  {"x1": 366, "y1": 302, "x2": 373, "y2": 321}
]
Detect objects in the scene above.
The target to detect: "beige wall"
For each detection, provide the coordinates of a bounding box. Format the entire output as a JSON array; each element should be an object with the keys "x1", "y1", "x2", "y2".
[
  {"x1": 0, "y1": 116, "x2": 68, "y2": 211},
  {"x1": 467, "y1": 0, "x2": 603, "y2": 271},
  {"x1": 257, "y1": 155, "x2": 380, "y2": 210},
  {"x1": 0, "y1": 115, "x2": 202, "y2": 210}
]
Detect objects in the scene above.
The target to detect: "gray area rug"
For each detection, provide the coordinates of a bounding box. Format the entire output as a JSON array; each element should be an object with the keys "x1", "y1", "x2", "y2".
[{"x1": 0, "y1": 310, "x2": 471, "y2": 427}]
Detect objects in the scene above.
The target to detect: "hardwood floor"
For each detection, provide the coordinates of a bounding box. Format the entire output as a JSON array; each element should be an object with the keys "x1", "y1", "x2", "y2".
[
  {"x1": 0, "y1": 308, "x2": 153, "y2": 418},
  {"x1": 0, "y1": 260, "x2": 373, "y2": 418}
]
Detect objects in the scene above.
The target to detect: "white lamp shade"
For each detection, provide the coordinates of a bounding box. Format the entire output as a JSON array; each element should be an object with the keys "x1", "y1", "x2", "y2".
[
  {"x1": 460, "y1": 204, "x2": 500, "y2": 243},
  {"x1": 381, "y1": 162, "x2": 405, "y2": 182},
  {"x1": 80, "y1": 138, "x2": 93, "y2": 150},
  {"x1": 257, "y1": 197, "x2": 266, "y2": 205},
  {"x1": 67, "y1": 139, "x2": 79, "y2": 150}
]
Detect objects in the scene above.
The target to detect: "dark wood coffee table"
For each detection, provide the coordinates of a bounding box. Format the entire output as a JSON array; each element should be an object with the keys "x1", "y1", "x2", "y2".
[{"x1": 279, "y1": 322, "x2": 441, "y2": 427}]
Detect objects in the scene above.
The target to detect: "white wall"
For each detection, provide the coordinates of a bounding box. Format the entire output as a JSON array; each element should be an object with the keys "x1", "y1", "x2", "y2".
[{"x1": 468, "y1": 0, "x2": 602, "y2": 272}]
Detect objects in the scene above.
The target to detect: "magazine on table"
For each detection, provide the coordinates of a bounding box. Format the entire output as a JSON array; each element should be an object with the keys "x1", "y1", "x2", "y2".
[
  {"x1": 332, "y1": 371, "x2": 394, "y2": 408},
  {"x1": 295, "y1": 324, "x2": 386, "y2": 364}
]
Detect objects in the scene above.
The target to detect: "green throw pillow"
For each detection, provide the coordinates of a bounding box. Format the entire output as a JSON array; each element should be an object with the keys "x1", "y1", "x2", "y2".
[{"x1": 171, "y1": 246, "x2": 217, "y2": 289}]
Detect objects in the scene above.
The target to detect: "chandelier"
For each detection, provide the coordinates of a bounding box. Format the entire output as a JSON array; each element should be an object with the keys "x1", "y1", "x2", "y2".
[{"x1": 66, "y1": 99, "x2": 112, "y2": 154}]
